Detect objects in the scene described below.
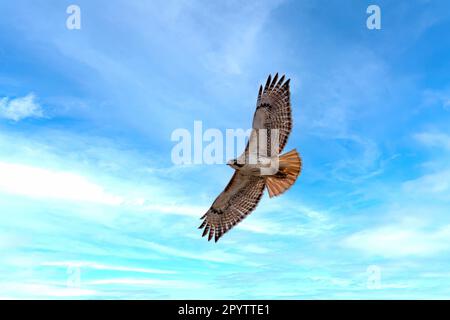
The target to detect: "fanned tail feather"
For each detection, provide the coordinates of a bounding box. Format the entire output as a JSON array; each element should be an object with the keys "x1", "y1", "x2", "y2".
[{"x1": 265, "y1": 149, "x2": 302, "y2": 198}]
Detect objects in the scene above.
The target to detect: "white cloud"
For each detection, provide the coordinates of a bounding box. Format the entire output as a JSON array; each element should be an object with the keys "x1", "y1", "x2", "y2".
[
  {"x1": 403, "y1": 169, "x2": 450, "y2": 194},
  {"x1": 238, "y1": 202, "x2": 333, "y2": 237},
  {"x1": 237, "y1": 244, "x2": 270, "y2": 254},
  {"x1": 145, "y1": 241, "x2": 243, "y2": 264},
  {"x1": 342, "y1": 224, "x2": 450, "y2": 258},
  {"x1": 422, "y1": 88, "x2": 450, "y2": 111},
  {"x1": 0, "y1": 283, "x2": 97, "y2": 298},
  {"x1": 238, "y1": 216, "x2": 332, "y2": 237},
  {"x1": 41, "y1": 261, "x2": 176, "y2": 274},
  {"x1": 309, "y1": 275, "x2": 351, "y2": 287},
  {"x1": 0, "y1": 161, "x2": 123, "y2": 205},
  {"x1": 0, "y1": 93, "x2": 43, "y2": 121},
  {"x1": 415, "y1": 132, "x2": 450, "y2": 151},
  {"x1": 402, "y1": 132, "x2": 450, "y2": 194},
  {"x1": 0, "y1": 234, "x2": 25, "y2": 249},
  {"x1": 86, "y1": 278, "x2": 202, "y2": 289},
  {"x1": 142, "y1": 203, "x2": 207, "y2": 217}
]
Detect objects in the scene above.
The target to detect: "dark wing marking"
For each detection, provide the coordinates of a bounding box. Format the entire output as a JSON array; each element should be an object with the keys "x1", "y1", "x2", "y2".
[
  {"x1": 241, "y1": 73, "x2": 292, "y2": 159},
  {"x1": 199, "y1": 172, "x2": 265, "y2": 242}
]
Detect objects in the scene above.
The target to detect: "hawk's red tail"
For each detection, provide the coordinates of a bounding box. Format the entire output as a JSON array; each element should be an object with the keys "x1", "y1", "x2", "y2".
[{"x1": 265, "y1": 149, "x2": 302, "y2": 198}]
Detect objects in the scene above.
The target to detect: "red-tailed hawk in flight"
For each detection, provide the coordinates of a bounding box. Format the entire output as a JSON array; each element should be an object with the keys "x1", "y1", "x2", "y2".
[{"x1": 199, "y1": 74, "x2": 302, "y2": 242}]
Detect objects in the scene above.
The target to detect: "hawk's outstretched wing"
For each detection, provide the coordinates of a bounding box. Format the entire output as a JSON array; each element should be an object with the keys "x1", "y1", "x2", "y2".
[
  {"x1": 239, "y1": 73, "x2": 292, "y2": 162},
  {"x1": 199, "y1": 172, "x2": 265, "y2": 242},
  {"x1": 200, "y1": 74, "x2": 293, "y2": 242}
]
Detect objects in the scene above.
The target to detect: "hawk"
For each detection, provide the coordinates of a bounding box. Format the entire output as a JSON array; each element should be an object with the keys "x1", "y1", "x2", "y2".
[{"x1": 199, "y1": 73, "x2": 302, "y2": 242}]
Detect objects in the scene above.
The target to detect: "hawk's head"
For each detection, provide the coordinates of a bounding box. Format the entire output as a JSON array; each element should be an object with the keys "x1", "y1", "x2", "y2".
[{"x1": 227, "y1": 159, "x2": 243, "y2": 170}]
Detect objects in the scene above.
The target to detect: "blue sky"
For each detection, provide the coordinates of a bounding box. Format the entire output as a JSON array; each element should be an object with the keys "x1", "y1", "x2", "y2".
[{"x1": 1, "y1": 0, "x2": 450, "y2": 299}]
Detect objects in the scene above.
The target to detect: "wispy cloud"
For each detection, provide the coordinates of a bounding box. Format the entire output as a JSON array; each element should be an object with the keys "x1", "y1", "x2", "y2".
[
  {"x1": 404, "y1": 131, "x2": 450, "y2": 194},
  {"x1": 41, "y1": 261, "x2": 176, "y2": 275},
  {"x1": 422, "y1": 88, "x2": 450, "y2": 111},
  {"x1": 342, "y1": 222, "x2": 450, "y2": 258},
  {"x1": 145, "y1": 241, "x2": 244, "y2": 264},
  {"x1": 85, "y1": 278, "x2": 202, "y2": 289},
  {"x1": 403, "y1": 169, "x2": 450, "y2": 194},
  {"x1": 0, "y1": 93, "x2": 43, "y2": 121},
  {"x1": 415, "y1": 132, "x2": 450, "y2": 151},
  {"x1": 0, "y1": 283, "x2": 97, "y2": 298},
  {"x1": 0, "y1": 161, "x2": 123, "y2": 205}
]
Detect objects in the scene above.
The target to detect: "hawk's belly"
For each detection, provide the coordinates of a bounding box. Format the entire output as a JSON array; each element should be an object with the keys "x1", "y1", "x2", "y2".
[{"x1": 239, "y1": 156, "x2": 280, "y2": 176}]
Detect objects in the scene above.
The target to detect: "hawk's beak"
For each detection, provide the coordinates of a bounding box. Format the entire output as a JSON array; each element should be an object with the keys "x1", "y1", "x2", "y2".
[{"x1": 226, "y1": 160, "x2": 234, "y2": 166}]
